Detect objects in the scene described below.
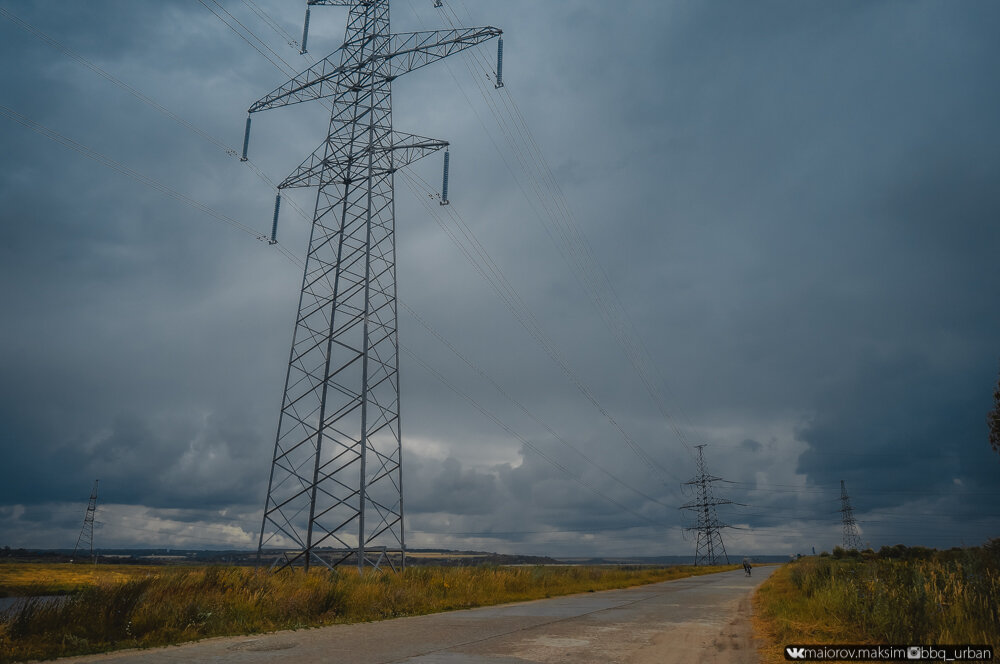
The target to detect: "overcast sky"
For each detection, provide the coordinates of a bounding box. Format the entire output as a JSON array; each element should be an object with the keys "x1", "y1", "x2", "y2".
[{"x1": 1, "y1": 0, "x2": 998, "y2": 559}]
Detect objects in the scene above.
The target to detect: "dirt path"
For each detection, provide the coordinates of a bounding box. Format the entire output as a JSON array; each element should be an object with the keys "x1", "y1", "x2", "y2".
[{"x1": 59, "y1": 567, "x2": 773, "y2": 663}]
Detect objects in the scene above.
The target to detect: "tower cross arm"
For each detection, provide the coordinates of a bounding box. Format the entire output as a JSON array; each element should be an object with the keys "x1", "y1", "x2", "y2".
[
  {"x1": 680, "y1": 498, "x2": 736, "y2": 510},
  {"x1": 384, "y1": 132, "x2": 449, "y2": 169},
  {"x1": 279, "y1": 131, "x2": 449, "y2": 190},
  {"x1": 248, "y1": 26, "x2": 501, "y2": 113},
  {"x1": 683, "y1": 474, "x2": 723, "y2": 485},
  {"x1": 249, "y1": 46, "x2": 348, "y2": 113},
  {"x1": 385, "y1": 27, "x2": 502, "y2": 79}
]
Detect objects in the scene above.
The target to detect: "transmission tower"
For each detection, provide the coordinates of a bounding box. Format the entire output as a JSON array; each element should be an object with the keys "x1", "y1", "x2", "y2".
[
  {"x1": 72, "y1": 479, "x2": 99, "y2": 564},
  {"x1": 680, "y1": 445, "x2": 733, "y2": 566},
  {"x1": 839, "y1": 479, "x2": 863, "y2": 550},
  {"x1": 246, "y1": 1, "x2": 502, "y2": 572}
]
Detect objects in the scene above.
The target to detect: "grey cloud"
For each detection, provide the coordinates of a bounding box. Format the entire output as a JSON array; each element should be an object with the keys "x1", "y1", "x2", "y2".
[
  {"x1": 405, "y1": 454, "x2": 502, "y2": 516},
  {"x1": 1, "y1": 0, "x2": 998, "y2": 556}
]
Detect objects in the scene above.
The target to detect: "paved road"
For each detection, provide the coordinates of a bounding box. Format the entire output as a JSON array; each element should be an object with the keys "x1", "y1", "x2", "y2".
[{"x1": 61, "y1": 567, "x2": 773, "y2": 664}]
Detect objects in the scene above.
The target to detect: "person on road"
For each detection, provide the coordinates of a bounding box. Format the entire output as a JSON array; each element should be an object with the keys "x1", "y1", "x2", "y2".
[{"x1": 742, "y1": 558, "x2": 752, "y2": 576}]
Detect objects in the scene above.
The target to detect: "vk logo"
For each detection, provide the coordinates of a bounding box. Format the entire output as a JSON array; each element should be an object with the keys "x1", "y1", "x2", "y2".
[{"x1": 786, "y1": 647, "x2": 807, "y2": 659}]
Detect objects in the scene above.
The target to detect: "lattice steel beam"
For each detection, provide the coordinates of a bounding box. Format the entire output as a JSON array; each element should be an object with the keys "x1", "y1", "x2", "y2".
[
  {"x1": 680, "y1": 445, "x2": 733, "y2": 566},
  {"x1": 251, "y1": 1, "x2": 501, "y2": 572},
  {"x1": 839, "y1": 480, "x2": 863, "y2": 550}
]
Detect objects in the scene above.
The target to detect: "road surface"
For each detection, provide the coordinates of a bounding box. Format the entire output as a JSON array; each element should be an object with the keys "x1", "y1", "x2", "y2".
[{"x1": 60, "y1": 567, "x2": 773, "y2": 664}]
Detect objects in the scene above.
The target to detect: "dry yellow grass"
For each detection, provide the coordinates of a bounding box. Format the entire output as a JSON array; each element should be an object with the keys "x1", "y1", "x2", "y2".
[
  {"x1": 0, "y1": 563, "x2": 165, "y2": 597},
  {"x1": 753, "y1": 545, "x2": 1000, "y2": 663},
  {"x1": 751, "y1": 562, "x2": 872, "y2": 664},
  {"x1": 0, "y1": 562, "x2": 738, "y2": 662}
]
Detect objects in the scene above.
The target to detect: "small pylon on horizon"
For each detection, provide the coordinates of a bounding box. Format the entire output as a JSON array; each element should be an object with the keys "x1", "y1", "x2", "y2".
[
  {"x1": 680, "y1": 445, "x2": 733, "y2": 566},
  {"x1": 72, "y1": 480, "x2": 99, "y2": 564},
  {"x1": 839, "y1": 479, "x2": 863, "y2": 550}
]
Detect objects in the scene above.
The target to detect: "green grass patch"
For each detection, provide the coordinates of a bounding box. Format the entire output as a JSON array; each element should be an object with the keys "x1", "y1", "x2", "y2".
[
  {"x1": 0, "y1": 563, "x2": 737, "y2": 662},
  {"x1": 753, "y1": 542, "x2": 1000, "y2": 664}
]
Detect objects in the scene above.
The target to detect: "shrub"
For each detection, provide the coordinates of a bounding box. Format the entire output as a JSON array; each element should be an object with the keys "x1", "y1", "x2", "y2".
[{"x1": 755, "y1": 540, "x2": 1000, "y2": 663}]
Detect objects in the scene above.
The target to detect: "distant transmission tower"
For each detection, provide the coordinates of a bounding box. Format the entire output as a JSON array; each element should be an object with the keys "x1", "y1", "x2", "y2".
[
  {"x1": 246, "y1": 1, "x2": 502, "y2": 572},
  {"x1": 839, "y1": 479, "x2": 863, "y2": 550},
  {"x1": 72, "y1": 479, "x2": 99, "y2": 564},
  {"x1": 681, "y1": 445, "x2": 733, "y2": 566}
]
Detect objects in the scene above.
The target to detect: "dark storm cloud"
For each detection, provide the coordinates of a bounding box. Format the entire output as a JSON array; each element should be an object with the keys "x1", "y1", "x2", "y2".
[
  {"x1": 405, "y1": 454, "x2": 502, "y2": 516},
  {"x1": 1, "y1": 0, "x2": 998, "y2": 556},
  {"x1": 796, "y1": 355, "x2": 999, "y2": 499},
  {"x1": 404, "y1": 444, "x2": 675, "y2": 556}
]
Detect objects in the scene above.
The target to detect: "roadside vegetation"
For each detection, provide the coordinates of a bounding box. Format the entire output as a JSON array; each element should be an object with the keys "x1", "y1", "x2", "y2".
[
  {"x1": 0, "y1": 563, "x2": 163, "y2": 597},
  {"x1": 0, "y1": 562, "x2": 736, "y2": 662},
  {"x1": 753, "y1": 541, "x2": 1000, "y2": 664}
]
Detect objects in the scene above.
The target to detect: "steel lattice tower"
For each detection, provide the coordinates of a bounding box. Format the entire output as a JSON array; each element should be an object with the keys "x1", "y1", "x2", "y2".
[
  {"x1": 681, "y1": 445, "x2": 732, "y2": 566},
  {"x1": 839, "y1": 479, "x2": 863, "y2": 550},
  {"x1": 246, "y1": 1, "x2": 502, "y2": 572},
  {"x1": 72, "y1": 479, "x2": 99, "y2": 564}
]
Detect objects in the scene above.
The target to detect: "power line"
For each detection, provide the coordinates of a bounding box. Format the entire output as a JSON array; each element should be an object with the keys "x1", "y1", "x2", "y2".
[
  {"x1": 728, "y1": 481, "x2": 1000, "y2": 497},
  {"x1": 2, "y1": 9, "x2": 678, "y2": 547},
  {"x1": 401, "y1": 301, "x2": 677, "y2": 509},
  {"x1": 839, "y1": 480, "x2": 863, "y2": 550},
  {"x1": 409, "y1": 524, "x2": 676, "y2": 539},
  {"x1": 400, "y1": 168, "x2": 685, "y2": 485},
  {"x1": 71, "y1": 480, "x2": 99, "y2": 563},
  {"x1": 0, "y1": 104, "x2": 274, "y2": 243},
  {"x1": 680, "y1": 445, "x2": 733, "y2": 565},
  {"x1": 245, "y1": 11, "x2": 691, "y2": 523},
  {"x1": 195, "y1": 0, "x2": 298, "y2": 77},
  {"x1": 425, "y1": 1, "x2": 699, "y2": 458},
  {"x1": 0, "y1": 7, "x2": 236, "y2": 157},
  {"x1": 239, "y1": 0, "x2": 301, "y2": 51},
  {"x1": 274, "y1": 182, "x2": 677, "y2": 518},
  {"x1": 402, "y1": 344, "x2": 672, "y2": 531},
  {"x1": 248, "y1": 1, "x2": 505, "y2": 573},
  {"x1": 0, "y1": 6, "x2": 319, "y2": 234}
]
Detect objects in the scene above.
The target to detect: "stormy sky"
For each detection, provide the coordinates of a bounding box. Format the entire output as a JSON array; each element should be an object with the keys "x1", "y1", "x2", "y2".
[{"x1": 1, "y1": 0, "x2": 998, "y2": 558}]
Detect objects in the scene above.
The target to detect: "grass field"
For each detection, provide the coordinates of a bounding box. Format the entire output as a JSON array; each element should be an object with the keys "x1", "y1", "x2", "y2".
[
  {"x1": 0, "y1": 563, "x2": 166, "y2": 597},
  {"x1": 752, "y1": 542, "x2": 1000, "y2": 664},
  {"x1": 0, "y1": 562, "x2": 737, "y2": 662}
]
